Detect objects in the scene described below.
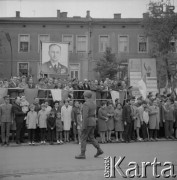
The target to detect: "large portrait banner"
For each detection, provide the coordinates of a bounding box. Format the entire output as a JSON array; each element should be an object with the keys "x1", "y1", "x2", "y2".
[{"x1": 41, "y1": 42, "x2": 69, "y2": 75}]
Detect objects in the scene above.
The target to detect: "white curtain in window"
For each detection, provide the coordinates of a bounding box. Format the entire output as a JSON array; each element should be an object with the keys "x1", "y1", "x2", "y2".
[
  {"x1": 100, "y1": 36, "x2": 109, "y2": 52},
  {"x1": 77, "y1": 36, "x2": 86, "y2": 52},
  {"x1": 119, "y1": 36, "x2": 128, "y2": 52},
  {"x1": 63, "y1": 36, "x2": 73, "y2": 51}
]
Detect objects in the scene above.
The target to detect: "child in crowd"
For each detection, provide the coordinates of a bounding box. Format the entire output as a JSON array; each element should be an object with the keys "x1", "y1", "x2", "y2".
[
  {"x1": 142, "y1": 105, "x2": 149, "y2": 141},
  {"x1": 38, "y1": 104, "x2": 48, "y2": 144},
  {"x1": 26, "y1": 104, "x2": 38, "y2": 145},
  {"x1": 44, "y1": 100, "x2": 52, "y2": 115},
  {"x1": 47, "y1": 111, "x2": 56, "y2": 145},
  {"x1": 20, "y1": 96, "x2": 29, "y2": 113},
  {"x1": 56, "y1": 112, "x2": 63, "y2": 144}
]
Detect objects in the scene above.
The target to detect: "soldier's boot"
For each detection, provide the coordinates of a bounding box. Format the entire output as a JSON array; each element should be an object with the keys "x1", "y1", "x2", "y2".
[
  {"x1": 94, "y1": 148, "x2": 104, "y2": 158},
  {"x1": 75, "y1": 151, "x2": 86, "y2": 159}
]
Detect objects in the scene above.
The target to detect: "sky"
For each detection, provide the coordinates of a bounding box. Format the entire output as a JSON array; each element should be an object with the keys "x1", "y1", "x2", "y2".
[{"x1": 0, "y1": 0, "x2": 176, "y2": 18}]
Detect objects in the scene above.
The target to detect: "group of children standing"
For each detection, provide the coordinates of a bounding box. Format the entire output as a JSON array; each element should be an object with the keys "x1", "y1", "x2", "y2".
[{"x1": 26, "y1": 100, "x2": 83, "y2": 145}]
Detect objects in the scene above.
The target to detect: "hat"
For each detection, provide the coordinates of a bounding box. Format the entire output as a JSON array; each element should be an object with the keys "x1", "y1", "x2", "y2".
[{"x1": 83, "y1": 90, "x2": 92, "y2": 98}]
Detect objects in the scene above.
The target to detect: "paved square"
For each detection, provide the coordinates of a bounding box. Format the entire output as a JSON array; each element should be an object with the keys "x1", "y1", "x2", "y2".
[{"x1": 0, "y1": 141, "x2": 177, "y2": 180}]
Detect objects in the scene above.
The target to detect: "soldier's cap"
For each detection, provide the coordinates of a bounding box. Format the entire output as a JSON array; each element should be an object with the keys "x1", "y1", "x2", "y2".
[
  {"x1": 83, "y1": 90, "x2": 92, "y2": 98},
  {"x1": 3, "y1": 95, "x2": 10, "y2": 99}
]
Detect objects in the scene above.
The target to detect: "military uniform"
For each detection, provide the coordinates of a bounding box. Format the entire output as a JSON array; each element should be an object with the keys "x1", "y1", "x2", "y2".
[
  {"x1": 41, "y1": 61, "x2": 68, "y2": 75},
  {"x1": 75, "y1": 91, "x2": 103, "y2": 159},
  {"x1": 0, "y1": 103, "x2": 13, "y2": 145}
]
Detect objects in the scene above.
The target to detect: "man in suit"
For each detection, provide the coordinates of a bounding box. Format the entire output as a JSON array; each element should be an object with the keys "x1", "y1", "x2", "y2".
[
  {"x1": 12, "y1": 96, "x2": 26, "y2": 144},
  {"x1": 75, "y1": 90, "x2": 103, "y2": 159},
  {"x1": 0, "y1": 96, "x2": 13, "y2": 146},
  {"x1": 83, "y1": 79, "x2": 90, "y2": 90},
  {"x1": 27, "y1": 78, "x2": 36, "y2": 89},
  {"x1": 41, "y1": 44, "x2": 68, "y2": 75}
]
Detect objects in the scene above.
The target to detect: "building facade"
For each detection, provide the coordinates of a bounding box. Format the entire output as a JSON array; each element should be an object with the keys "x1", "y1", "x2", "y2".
[{"x1": 0, "y1": 10, "x2": 155, "y2": 82}]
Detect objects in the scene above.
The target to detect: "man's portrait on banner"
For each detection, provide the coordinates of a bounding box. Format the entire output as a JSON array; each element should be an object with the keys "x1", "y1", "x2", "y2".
[{"x1": 41, "y1": 42, "x2": 69, "y2": 75}]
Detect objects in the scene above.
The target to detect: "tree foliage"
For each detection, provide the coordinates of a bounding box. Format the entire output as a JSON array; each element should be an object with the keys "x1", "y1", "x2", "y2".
[
  {"x1": 94, "y1": 47, "x2": 118, "y2": 80},
  {"x1": 142, "y1": 0, "x2": 177, "y2": 88}
]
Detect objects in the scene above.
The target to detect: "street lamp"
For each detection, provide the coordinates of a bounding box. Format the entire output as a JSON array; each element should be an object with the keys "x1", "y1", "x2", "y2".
[{"x1": 0, "y1": 31, "x2": 13, "y2": 77}]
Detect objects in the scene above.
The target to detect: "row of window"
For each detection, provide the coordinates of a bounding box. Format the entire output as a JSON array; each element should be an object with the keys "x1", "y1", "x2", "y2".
[{"x1": 18, "y1": 34, "x2": 149, "y2": 53}]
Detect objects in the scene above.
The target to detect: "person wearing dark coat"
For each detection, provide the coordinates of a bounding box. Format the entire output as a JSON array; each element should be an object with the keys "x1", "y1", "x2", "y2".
[
  {"x1": 77, "y1": 81, "x2": 84, "y2": 102},
  {"x1": 47, "y1": 111, "x2": 56, "y2": 145},
  {"x1": 122, "y1": 99, "x2": 132, "y2": 143},
  {"x1": 72, "y1": 81, "x2": 79, "y2": 101},
  {"x1": 75, "y1": 91, "x2": 103, "y2": 159},
  {"x1": 33, "y1": 97, "x2": 41, "y2": 142},
  {"x1": 52, "y1": 101, "x2": 61, "y2": 116},
  {"x1": 83, "y1": 79, "x2": 90, "y2": 90},
  {"x1": 174, "y1": 102, "x2": 177, "y2": 139},
  {"x1": 27, "y1": 78, "x2": 36, "y2": 89},
  {"x1": 98, "y1": 101, "x2": 108, "y2": 143},
  {"x1": 12, "y1": 96, "x2": 26, "y2": 144},
  {"x1": 0, "y1": 96, "x2": 13, "y2": 146}
]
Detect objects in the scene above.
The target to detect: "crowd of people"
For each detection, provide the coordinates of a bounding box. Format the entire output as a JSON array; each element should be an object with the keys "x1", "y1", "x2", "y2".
[
  {"x1": 0, "y1": 87, "x2": 177, "y2": 146},
  {"x1": 0, "y1": 75, "x2": 177, "y2": 146},
  {"x1": 0, "y1": 75, "x2": 127, "y2": 91}
]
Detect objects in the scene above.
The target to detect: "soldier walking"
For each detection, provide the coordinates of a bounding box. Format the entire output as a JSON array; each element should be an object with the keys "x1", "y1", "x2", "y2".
[{"x1": 75, "y1": 90, "x2": 103, "y2": 159}]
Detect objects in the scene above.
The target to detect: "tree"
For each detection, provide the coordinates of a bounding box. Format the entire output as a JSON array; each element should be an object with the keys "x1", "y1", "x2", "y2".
[
  {"x1": 94, "y1": 47, "x2": 118, "y2": 80},
  {"x1": 142, "y1": 0, "x2": 177, "y2": 89}
]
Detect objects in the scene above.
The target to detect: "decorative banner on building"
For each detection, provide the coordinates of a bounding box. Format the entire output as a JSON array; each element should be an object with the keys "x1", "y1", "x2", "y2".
[
  {"x1": 110, "y1": 91, "x2": 119, "y2": 105},
  {"x1": 137, "y1": 79, "x2": 147, "y2": 100},
  {"x1": 141, "y1": 58, "x2": 157, "y2": 79},
  {"x1": 41, "y1": 42, "x2": 69, "y2": 75},
  {"x1": 129, "y1": 58, "x2": 158, "y2": 96}
]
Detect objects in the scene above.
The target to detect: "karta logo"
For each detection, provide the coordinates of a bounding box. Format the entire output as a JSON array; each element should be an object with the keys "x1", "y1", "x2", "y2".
[{"x1": 104, "y1": 156, "x2": 176, "y2": 178}]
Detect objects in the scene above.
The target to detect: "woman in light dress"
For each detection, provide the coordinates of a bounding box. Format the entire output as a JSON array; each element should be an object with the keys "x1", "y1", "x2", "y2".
[{"x1": 61, "y1": 100, "x2": 72, "y2": 142}]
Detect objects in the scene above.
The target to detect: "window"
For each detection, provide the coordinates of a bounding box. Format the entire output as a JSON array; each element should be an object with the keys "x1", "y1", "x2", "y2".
[
  {"x1": 138, "y1": 35, "x2": 148, "y2": 53},
  {"x1": 62, "y1": 35, "x2": 73, "y2": 52},
  {"x1": 99, "y1": 35, "x2": 109, "y2": 52},
  {"x1": 17, "y1": 62, "x2": 29, "y2": 76},
  {"x1": 38, "y1": 34, "x2": 50, "y2": 52},
  {"x1": 18, "y1": 34, "x2": 30, "y2": 52},
  {"x1": 76, "y1": 36, "x2": 87, "y2": 52},
  {"x1": 118, "y1": 35, "x2": 129, "y2": 53},
  {"x1": 69, "y1": 64, "x2": 80, "y2": 79}
]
